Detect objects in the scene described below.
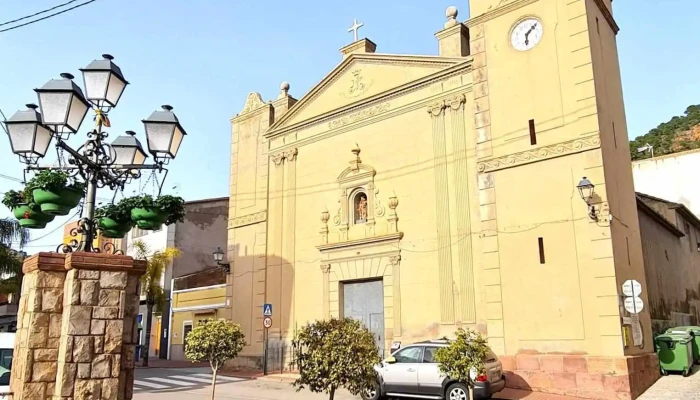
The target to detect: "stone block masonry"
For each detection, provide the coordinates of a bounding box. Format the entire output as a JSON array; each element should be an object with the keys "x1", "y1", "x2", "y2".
[{"x1": 10, "y1": 252, "x2": 146, "y2": 400}]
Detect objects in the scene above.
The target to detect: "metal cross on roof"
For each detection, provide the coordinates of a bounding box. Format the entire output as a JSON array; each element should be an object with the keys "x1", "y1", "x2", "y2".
[{"x1": 348, "y1": 18, "x2": 364, "y2": 42}]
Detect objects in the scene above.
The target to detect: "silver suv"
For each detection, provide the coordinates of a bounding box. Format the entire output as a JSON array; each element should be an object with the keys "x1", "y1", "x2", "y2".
[{"x1": 361, "y1": 340, "x2": 505, "y2": 400}]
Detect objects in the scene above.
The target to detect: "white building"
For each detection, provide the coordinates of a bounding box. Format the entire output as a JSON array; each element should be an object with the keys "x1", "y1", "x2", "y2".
[{"x1": 632, "y1": 148, "x2": 700, "y2": 217}]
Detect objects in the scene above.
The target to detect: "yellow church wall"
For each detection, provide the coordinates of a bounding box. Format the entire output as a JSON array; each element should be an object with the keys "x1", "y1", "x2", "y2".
[
  {"x1": 584, "y1": 0, "x2": 653, "y2": 356},
  {"x1": 226, "y1": 2, "x2": 660, "y2": 395}
]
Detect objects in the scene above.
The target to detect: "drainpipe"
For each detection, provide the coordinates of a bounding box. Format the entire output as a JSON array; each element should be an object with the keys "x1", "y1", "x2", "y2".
[{"x1": 167, "y1": 278, "x2": 174, "y2": 360}]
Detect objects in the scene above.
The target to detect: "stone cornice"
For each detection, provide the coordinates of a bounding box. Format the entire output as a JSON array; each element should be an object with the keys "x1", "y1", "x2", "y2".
[
  {"x1": 267, "y1": 88, "x2": 473, "y2": 155},
  {"x1": 592, "y1": 0, "x2": 619, "y2": 34},
  {"x1": 465, "y1": 0, "x2": 538, "y2": 27},
  {"x1": 316, "y1": 232, "x2": 404, "y2": 253},
  {"x1": 228, "y1": 210, "x2": 267, "y2": 229},
  {"x1": 265, "y1": 56, "x2": 471, "y2": 138},
  {"x1": 476, "y1": 135, "x2": 601, "y2": 173}
]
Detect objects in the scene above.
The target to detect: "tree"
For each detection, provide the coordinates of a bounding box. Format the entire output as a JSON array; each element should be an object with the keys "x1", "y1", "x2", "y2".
[
  {"x1": 0, "y1": 219, "x2": 29, "y2": 302},
  {"x1": 629, "y1": 104, "x2": 700, "y2": 160},
  {"x1": 434, "y1": 328, "x2": 490, "y2": 400},
  {"x1": 131, "y1": 240, "x2": 181, "y2": 367},
  {"x1": 292, "y1": 318, "x2": 380, "y2": 400},
  {"x1": 185, "y1": 319, "x2": 246, "y2": 400}
]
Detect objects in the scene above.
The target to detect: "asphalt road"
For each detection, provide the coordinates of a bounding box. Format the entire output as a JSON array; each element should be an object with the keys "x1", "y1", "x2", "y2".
[{"x1": 132, "y1": 367, "x2": 357, "y2": 400}]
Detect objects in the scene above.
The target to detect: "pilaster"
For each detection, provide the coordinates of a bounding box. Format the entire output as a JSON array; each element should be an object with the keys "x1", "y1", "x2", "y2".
[
  {"x1": 470, "y1": 23, "x2": 505, "y2": 355},
  {"x1": 281, "y1": 148, "x2": 298, "y2": 338},
  {"x1": 428, "y1": 101, "x2": 456, "y2": 324},
  {"x1": 447, "y1": 94, "x2": 476, "y2": 323}
]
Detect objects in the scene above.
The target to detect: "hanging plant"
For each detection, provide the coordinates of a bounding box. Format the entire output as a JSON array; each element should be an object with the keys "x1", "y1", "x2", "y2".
[
  {"x1": 95, "y1": 202, "x2": 134, "y2": 239},
  {"x1": 122, "y1": 194, "x2": 185, "y2": 231},
  {"x1": 2, "y1": 189, "x2": 55, "y2": 229},
  {"x1": 27, "y1": 170, "x2": 85, "y2": 216}
]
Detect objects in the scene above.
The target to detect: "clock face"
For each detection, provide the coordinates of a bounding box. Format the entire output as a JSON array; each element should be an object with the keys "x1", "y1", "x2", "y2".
[{"x1": 511, "y1": 18, "x2": 543, "y2": 51}]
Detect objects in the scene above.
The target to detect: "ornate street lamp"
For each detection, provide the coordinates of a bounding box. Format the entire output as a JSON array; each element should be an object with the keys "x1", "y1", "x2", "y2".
[
  {"x1": 112, "y1": 131, "x2": 147, "y2": 166},
  {"x1": 34, "y1": 73, "x2": 90, "y2": 138},
  {"x1": 4, "y1": 104, "x2": 53, "y2": 164},
  {"x1": 576, "y1": 177, "x2": 598, "y2": 221},
  {"x1": 212, "y1": 247, "x2": 230, "y2": 273},
  {"x1": 142, "y1": 105, "x2": 187, "y2": 163},
  {"x1": 3, "y1": 55, "x2": 187, "y2": 253},
  {"x1": 80, "y1": 54, "x2": 129, "y2": 108}
]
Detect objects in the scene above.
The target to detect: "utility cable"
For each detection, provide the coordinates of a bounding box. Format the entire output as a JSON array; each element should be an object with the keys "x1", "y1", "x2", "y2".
[
  {"x1": 0, "y1": 1, "x2": 97, "y2": 33},
  {"x1": 0, "y1": 0, "x2": 82, "y2": 27}
]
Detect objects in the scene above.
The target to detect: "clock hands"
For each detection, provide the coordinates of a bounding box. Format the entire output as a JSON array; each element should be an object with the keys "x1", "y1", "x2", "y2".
[{"x1": 524, "y1": 22, "x2": 538, "y2": 45}]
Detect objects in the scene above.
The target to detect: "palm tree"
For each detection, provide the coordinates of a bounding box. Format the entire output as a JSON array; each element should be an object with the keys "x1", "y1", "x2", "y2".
[
  {"x1": 131, "y1": 240, "x2": 181, "y2": 367},
  {"x1": 0, "y1": 219, "x2": 29, "y2": 302}
]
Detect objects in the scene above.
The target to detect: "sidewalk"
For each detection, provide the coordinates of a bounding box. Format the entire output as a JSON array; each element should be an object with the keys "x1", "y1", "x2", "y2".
[{"x1": 219, "y1": 371, "x2": 589, "y2": 400}]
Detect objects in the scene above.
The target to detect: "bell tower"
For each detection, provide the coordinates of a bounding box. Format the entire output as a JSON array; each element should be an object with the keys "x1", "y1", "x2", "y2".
[{"x1": 466, "y1": 1, "x2": 659, "y2": 398}]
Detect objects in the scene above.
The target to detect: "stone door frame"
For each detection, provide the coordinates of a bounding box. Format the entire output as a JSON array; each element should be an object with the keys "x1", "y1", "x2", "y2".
[{"x1": 319, "y1": 233, "x2": 402, "y2": 353}]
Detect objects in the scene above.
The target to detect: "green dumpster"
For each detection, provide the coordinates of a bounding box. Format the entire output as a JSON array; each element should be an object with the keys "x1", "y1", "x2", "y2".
[
  {"x1": 666, "y1": 326, "x2": 700, "y2": 364},
  {"x1": 655, "y1": 332, "x2": 694, "y2": 377}
]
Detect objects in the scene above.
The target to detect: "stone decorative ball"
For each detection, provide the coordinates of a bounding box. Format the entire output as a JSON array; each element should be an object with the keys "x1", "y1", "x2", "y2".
[
  {"x1": 446, "y1": 6, "x2": 458, "y2": 19},
  {"x1": 280, "y1": 81, "x2": 290, "y2": 92}
]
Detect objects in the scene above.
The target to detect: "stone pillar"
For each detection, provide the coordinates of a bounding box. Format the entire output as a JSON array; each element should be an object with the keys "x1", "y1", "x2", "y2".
[
  {"x1": 11, "y1": 253, "x2": 66, "y2": 399},
  {"x1": 10, "y1": 252, "x2": 146, "y2": 400}
]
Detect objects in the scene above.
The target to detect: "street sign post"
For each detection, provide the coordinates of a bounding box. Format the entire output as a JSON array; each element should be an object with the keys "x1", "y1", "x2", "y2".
[
  {"x1": 624, "y1": 296, "x2": 644, "y2": 314},
  {"x1": 262, "y1": 303, "x2": 272, "y2": 375},
  {"x1": 622, "y1": 280, "x2": 642, "y2": 297}
]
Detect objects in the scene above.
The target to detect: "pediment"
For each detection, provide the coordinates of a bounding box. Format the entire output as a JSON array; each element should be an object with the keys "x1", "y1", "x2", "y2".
[{"x1": 267, "y1": 54, "x2": 463, "y2": 133}]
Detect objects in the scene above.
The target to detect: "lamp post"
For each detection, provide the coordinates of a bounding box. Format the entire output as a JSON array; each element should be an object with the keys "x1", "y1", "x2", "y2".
[
  {"x1": 576, "y1": 177, "x2": 598, "y2": 221},
  {"x1": 3, "y1": 54, "x2": 187, "y2": 253},
  {"x1": 212, "y1": 247, "x2": 230, "y2": 273}
]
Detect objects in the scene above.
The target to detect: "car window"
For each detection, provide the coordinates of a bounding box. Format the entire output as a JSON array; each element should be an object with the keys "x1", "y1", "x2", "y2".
[
  {"x1": 394, "y1": 346, "x2": 423, "y2": 363},
  {"x1": 422, "y1": 346, "x2": 439, "y2": 363}
]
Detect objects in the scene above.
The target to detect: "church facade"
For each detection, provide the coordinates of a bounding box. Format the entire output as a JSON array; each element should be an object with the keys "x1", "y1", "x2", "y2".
[{"x1": 226, "y1": 0, "x2": 659, "y2": 397}]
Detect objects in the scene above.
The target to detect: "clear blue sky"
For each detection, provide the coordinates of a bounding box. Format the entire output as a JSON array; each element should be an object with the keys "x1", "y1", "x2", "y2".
[{"x1": 1, "y1": 0, "x2": 699, "y2": 253}]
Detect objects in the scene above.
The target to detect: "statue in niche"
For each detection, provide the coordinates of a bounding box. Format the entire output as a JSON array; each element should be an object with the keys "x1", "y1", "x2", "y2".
[{"x1": 355, "y1": 193, "x2": 368, "y2": 224}]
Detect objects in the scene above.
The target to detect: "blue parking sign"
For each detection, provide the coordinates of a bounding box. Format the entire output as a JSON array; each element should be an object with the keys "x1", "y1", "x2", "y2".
[{"x1": 263, "y1": 303, "x2": 272, "y2": 317}]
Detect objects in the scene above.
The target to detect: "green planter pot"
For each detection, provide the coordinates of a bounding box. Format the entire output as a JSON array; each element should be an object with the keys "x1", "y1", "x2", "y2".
[
  {"x1": 97, "y1": 217, "x2": 132, "y2": 239},
  {"x1": 12, "y1": 204, "x2": 55, "y2": 229},
  {"x1": 131, "y1": 207, "x2": 169, "y2": 231},
  {"x1": 33, "y1": 188, "x2": 83, "y2": 216}
]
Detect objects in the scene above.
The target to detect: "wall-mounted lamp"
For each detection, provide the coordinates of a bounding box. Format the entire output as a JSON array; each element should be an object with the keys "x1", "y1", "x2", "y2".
[
  {"x1": 212, "y1": 247, "x2": 230, "y2": 273},
  {"x1": 577, "y1": 177, "x2": 598, "y2": 221}
]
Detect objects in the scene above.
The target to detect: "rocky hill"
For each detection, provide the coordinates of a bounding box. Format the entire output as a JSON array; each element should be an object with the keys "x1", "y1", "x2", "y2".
[{"x1": 629, "y1": 105, "x2": 700, "y2": 160}]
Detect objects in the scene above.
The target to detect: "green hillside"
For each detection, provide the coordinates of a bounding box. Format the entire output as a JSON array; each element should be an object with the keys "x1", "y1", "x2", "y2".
[{"x1": 629, "y1": 105, "x2": 700, "y2": 160}]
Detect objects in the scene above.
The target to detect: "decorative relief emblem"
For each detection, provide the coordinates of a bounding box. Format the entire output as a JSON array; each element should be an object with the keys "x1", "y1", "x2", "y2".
[
  {"x1": 320, "y1": 264, "x2": 331, "y2": 273},
  {"x1": 374, "y1": 188, "x2": 385, "y2": 218},
  {"x1": 284, "y1": 148, "x2": 298, "y2": 162},
  {"x1": 341, "y1": 69, "x2": 373, "y2": 99},
  {"x1": 476, "y1": 136, "x2": 601, "y2": 173},
  {"x1": 328, "y1": 102, "x2": 390, "y2": 130},
  {"x1": 447, "y1": 94, "x2": 466, "y2": 110},
  {"x1": 271, "y1": 152, "x2": 285, "y2": 166},
  {"x1": 427, "y1": 101, "x2": 446, "y2": 117},
  {"x1": 240, "y1": 92, "x2": 266, "y2": 114},
  {"x1": 229, "y1": 210, "x2": 267, "y2": 229}
]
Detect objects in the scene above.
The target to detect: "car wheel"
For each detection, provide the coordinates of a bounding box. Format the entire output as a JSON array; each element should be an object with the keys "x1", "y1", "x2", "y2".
[
  {"x1": 360, "y1": 381, "x2": 382, "y2": 400},
  {"x1": 446, "y1": 382, "x2": 470, "y2": 400}
]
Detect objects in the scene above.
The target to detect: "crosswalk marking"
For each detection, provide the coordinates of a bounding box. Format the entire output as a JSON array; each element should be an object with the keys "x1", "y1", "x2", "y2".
[
  {"x1": 145, "y1": 377, "x2": 196, "y2": 386},
  {"x1": 133, "y1": 380, "x2": 169, "y2": 389},
  {"x1": 169, "y1": 375, "x2": 216, "y2": 384},
  {"x1": 193, "y1": 373, "x2": 243, "y2": 382}
]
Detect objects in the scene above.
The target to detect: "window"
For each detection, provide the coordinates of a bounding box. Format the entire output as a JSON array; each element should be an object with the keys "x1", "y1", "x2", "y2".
[
  {"x1": 538, "y1": 237, "x2": 545, "y2": 264},
  {"x1": 422, "y1": 346, "x2": 438, "y2": 363},
  {"x1": 183, "y1": 322, "x2": 193, "y2": 345},
  {"x1": 393, "y1": 346, "x2": 423, "y2": 363},
  {"x1": 351, "y1": 190, "x2": 369, "y2": 224},
  {"x1": 529, "y1": 119, "x2": 537, "y2": 145}
]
